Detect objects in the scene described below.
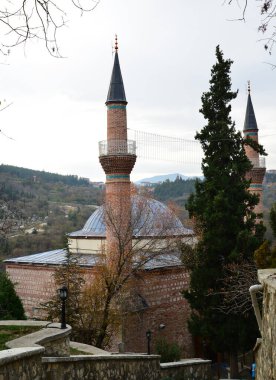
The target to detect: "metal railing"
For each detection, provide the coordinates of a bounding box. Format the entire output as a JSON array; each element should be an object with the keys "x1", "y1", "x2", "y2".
[
  {"x1": 250, "y1": 156, "x2": 266, "y2": 168},
  {"x1": 99, "y1": 140, "x2": 136, "y2": 156}
]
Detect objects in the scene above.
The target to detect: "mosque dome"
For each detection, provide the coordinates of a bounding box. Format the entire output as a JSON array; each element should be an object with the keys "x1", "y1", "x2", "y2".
[{"x1": 69, "y1": 195, "x2": 193, "y2": 238}]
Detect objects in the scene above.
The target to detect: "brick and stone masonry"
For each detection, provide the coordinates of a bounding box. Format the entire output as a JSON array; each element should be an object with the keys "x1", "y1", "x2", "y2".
[
  {"x1": 243, "y1": 84, "x2": 266, "y2": 215},
  {"x1": 5, "y1": 261, "x2": 192, "y2": 355},
  {"x1": 5, "y1": 40, "x2": 194, "y2": 357},
  {"x1": 5, "y1": 53, "x2": 268, "y2": 361},
  {"x1": 99, "y1": 42, "x2": 136, "y2": 266},
  {"x1": 123, "y1": 266, "x2": 192, "y2": 356}
]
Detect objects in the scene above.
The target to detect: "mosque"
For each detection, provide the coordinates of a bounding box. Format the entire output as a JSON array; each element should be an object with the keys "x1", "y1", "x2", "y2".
[{"x1": 5, "y1": 40, "x2": 265, "y2": 356}]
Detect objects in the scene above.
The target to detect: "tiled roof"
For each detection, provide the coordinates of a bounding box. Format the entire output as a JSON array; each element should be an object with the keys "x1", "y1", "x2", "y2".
[
  {"x1": 5, "y1": 249, "x2": 183, "y2": 270},
  {"x1": 5, "y1": 249, "x2": 99, "y2": 267}
]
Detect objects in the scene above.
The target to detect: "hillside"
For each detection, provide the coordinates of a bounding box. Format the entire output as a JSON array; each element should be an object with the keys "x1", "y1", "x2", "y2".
[
  {"x1": 1, "y1": 165, "x2": 275, "y2": 261},
  {"x1": 0, "y1": 165, "x2": 103, "y2": 260},
  {"x1": 153, "y1": 174, "x2": 276, "y2": 241}
]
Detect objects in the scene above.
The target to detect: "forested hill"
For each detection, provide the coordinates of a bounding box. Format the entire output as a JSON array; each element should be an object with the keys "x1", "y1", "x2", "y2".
[
  {"x1": 0, "y1": 164, "x2": 102, "y2": 205},
  {"x1": 152, "y1": 173, "x2": 276, "y2": 241},
  {"x1": 0, "y1": 165, "x2": 103, "y2": 260},
  {"x1": 153, "y1": 176, "x2": 198, "y2": 202},
  {"x1": 0, "y1": 164, "x2": 91, "y2": 186},
  {"x1": 1, "y1": 165, "x2": 275, "y2": 260}
]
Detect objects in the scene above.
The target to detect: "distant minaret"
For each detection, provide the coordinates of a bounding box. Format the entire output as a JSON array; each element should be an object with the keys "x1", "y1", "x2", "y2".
[
  {"x1": 99, "y1": 36, "x2": 136, "y2": 263},
  {"x1": 243, "y1": 82, "x2": 266, "y2": 215}
]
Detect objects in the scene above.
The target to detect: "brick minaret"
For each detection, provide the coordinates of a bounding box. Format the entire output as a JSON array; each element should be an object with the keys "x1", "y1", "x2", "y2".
[
  {"x1": 99, "y1": 37, "x2": 136, "y2": 264},
  {"x1": 243, "y1": 82, "x2": 266, "y2": 215}
]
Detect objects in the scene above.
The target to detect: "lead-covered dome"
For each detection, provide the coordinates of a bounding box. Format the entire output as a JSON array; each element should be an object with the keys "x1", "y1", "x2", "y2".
[{"x1": 69, "y1": 195, "x2": 193, "y2": 238}]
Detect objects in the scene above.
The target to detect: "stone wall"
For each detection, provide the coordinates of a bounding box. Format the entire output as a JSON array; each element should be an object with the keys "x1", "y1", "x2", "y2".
[
  {"x1": 4, "y1": 322, "x2": 71, "y2": 358},
  {"x1": 0, "y1": 320, "x2": 211, "y2": 380},
  {"x1": 255, "y1": 269, "x2": 276, "y2": 380},
  {"x1": 0, "y1": 347, "x2": 44, "y2": 380},
  {"x1": 0, "y1": 349, "x2": 212, "y2": 380},
  {"x1": 0, "y1": 321, "x2": 71, "y2": 380},
  {"x1": 42, "y1": 355, "x2": 161, "y2": 380},
  {"x1": 160, "y1": 359, "x2": 212, "y2": 380}
]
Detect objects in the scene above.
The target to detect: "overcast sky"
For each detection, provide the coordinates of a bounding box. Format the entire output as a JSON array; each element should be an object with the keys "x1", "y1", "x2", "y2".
[{"x1": 0, "y1": 0, "x2": 275, "y2": 181}]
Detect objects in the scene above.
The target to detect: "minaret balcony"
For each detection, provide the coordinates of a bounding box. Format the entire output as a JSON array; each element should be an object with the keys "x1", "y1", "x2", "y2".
[
  {"x1": 250, "y1": 156, "x2": 266, "y2": 169},
  {"x1": 99, "y1": 139, "x2": 137, "y2": 175},
  {"x1": 99, "y1": 140, "x2": 136, "y2": 156},
  {"x1": 246, "y1": 156, "x2": 266, "y2": 184}
]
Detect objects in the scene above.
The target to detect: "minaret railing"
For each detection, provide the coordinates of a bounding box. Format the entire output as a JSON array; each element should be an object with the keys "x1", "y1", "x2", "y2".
[
  {"x1": 99, "y1": 140, "x2": 136, "y2": 156},
  {"x1": 249, "y1": 156, "x2": 266, "y2": 169}
]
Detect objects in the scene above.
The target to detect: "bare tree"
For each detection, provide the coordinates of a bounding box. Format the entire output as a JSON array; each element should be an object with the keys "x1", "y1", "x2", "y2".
[
  {"x1": 45, "y1": 193, "x2": 193, "y2": 348},
  {"x1": 0, "y1": 0, "x2": 100, "y2": 57},
  {"x1": 90, "y1": 194, "x2": 189, "y2": 348},
  {"x1": 209, "y1": 260, "x2": 261, "y2": 315},
  {"x1": 227, "y1": 0, "x2": 276, "y2": 59},
  {"x1": 0, "y1": 200, "x2": 22, "y2": 238}
]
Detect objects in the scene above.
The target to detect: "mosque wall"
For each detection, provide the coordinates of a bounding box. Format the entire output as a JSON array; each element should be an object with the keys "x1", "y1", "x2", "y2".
[
  {"x1": 5, "y1": 264, "x2": 95, "y2": 319},
  {"x1": 6, "y1": 264, "x2": 56, "y2": 319},
  {"x1": 6, "y1": 263, "x2": 193, "y2": 356},
  {"x1": 123, "y1": 267, "x2": 193, "y2": 356}
]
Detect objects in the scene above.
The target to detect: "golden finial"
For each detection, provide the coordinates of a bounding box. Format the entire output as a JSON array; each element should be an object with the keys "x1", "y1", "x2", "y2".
[
  {"x1": 247, "y1": 80, "x2": 251, "y2": 94},
  {"x1": 115, "y1": 34, "x2": 118, "y2": 52}
]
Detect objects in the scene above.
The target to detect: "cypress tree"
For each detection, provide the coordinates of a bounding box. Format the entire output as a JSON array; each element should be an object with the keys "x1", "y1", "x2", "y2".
[{"x1": 184, "y1": 46, "x2": 265, "y2": 376}]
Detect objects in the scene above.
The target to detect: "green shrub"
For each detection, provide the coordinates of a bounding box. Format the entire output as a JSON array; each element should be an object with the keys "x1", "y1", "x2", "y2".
[{"x1": 155, "y1": 338, "x2": 181, "y2": 363}]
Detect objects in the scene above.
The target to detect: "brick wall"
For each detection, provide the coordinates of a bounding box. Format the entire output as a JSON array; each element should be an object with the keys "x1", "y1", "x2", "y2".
[
  {"x1": 244, "y1": 134, "x2": 259, "y2": 162},
  {"x1": 6, "y1": 263, "x2": 193, "y2": 356},
  {"x1": 6, "y1": 264, "x2": 56, "y2": 318},
  {"x1": 107, "y1": 104, "x2": 127, "y2": 141},
  {"x1": 123, "y1": 267, "x2": 193, "y2": 356}
]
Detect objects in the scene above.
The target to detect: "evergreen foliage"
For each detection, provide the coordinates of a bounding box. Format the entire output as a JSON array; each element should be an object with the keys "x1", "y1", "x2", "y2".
[
  {"x1": 155, "y1": 338, "x2": 181, "y2": 363},
  {"x1": 184, "y1": 47, "x2": 265, "y2": 362},
  {"x1": 0, "y1": 272, "x2": 26, "y2": 320},
  {"x1": 0, "y1": 164, "x2": 101, "y2": 260},
  {"x1": 154, "y1": 176, "x2": 197, "y2": 202},
  {"x1": 0, "y1": 164, "x2": 90, "y2": 186}
]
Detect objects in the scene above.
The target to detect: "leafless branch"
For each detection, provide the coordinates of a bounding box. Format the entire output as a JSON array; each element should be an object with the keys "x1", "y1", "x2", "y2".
[
  {"x1": 0, "y1": 199, "x2": 24, "y2": 237},
  {"x1": 0, "y1": 0, "x2": 101, "y2": 57},
  {"x1": 103, "y1": 194, "x2": 185, "y2": 289},
  {"x1": 226, "y1": 0, "x2": 276, "y2": 55},
  {"x1": 210, "y1": 260, "x2": 261, "y2": 315},
  {"x1": 226, "y1": 0, "x2": 248, "y2": 21}
]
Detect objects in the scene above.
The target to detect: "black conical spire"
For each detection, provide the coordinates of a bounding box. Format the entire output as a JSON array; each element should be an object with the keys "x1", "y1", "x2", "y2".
[
  {"x1": 243, "y1": 82, "x2": 258, "y2": 132},
  {"x1": 106, "y1": 37, "x2": 127, "y2": 105}
]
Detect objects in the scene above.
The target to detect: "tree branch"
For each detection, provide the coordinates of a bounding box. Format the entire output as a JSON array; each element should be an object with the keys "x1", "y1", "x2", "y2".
[{"x1": 0, "y1": 0, "x2": 101, "y2": 57}]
